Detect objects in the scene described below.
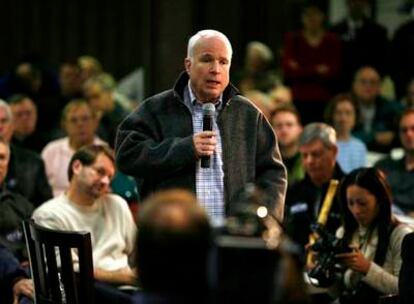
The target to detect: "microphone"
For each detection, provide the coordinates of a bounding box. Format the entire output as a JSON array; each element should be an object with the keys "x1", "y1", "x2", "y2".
[{"x1": 201, "y1": 103, "x2": 215, "y2": 168}]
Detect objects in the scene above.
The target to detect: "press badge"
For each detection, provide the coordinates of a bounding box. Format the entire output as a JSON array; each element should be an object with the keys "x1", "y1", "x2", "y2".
[{"x1": 290, "y1": 202, "x2": 308, "y2": 214}]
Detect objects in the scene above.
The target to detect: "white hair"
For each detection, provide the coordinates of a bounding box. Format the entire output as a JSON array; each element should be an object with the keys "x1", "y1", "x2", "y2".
[
  {"x1": 187, "y1": 29, "x2": 233, "y2": 61},
  {"x1": 246, "y1": 41, "x2": 274, "y2": 62},
  {"x1": 0, "y1": 99, "x2": 13, "y2": 122}
]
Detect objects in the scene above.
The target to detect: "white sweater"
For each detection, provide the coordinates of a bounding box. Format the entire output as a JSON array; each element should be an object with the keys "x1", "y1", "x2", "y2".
[
  {"x1": 336, "y1": 224, "x2": 412, "y2": 295},
  {"x1": 32, "y1": 193, "x2": 137, "y2": 271}
]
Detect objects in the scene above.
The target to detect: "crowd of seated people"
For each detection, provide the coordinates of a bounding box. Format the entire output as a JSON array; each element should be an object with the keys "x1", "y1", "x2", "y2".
[{"x1": 2, "y1": 0, "x2": 414, "y2": 302}]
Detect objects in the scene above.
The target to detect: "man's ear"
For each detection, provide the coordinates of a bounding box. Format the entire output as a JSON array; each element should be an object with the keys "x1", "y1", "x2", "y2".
[
  {"x1": 332, "y1": 145, "x2": 338, "y2": 158},
  {"x1": 184, "y1": 57, "x2": 192, "y2": 74},
  {"x1": 72, "y1": 159, "x2": 83, "y2": 176}
]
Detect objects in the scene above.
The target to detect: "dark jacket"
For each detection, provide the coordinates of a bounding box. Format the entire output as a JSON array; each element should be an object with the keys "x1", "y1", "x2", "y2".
[
  {"x1": 6, "y1": 145, "x2": 53, "y2": 206},
  {"x1": 285, "y1": 164, "x2": 345, "y2": 248},
  {"x1": 0, "y1": 244, "x2": 28, "y2": 304},
  {"x1": 0, "y1": 188, "x2": 34, "y2": 262},
  {"x1": 352, "y1": 95, "x2": 403, "y2": 153},
  {"x1": 375, "y1": 156, "x2": 414, "y2": 213},
  {"x1": 115, "y1": 72, "x2": 287, "y2": 215},
  {"x1": 331, "y1": 17, "x2": 389, "y2": 89},
  {"x1": 400, "y1": 232, "x2": 414, "y2": 304}
]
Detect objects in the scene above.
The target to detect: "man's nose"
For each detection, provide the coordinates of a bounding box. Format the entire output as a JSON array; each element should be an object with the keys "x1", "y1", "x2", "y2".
[
  {"x1": 210, "y1": 61, "x2": 220, "y2": 73},
  {"x1": 101, "y1": 175, "x2": 111, "y2": 186}
]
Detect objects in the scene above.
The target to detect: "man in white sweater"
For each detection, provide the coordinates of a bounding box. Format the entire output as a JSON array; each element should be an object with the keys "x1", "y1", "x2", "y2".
[{"x1": 33, "y1": 144, "x2": 137, "y2": 287}]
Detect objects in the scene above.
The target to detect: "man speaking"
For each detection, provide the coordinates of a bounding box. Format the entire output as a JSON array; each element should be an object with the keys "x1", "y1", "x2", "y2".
[{"x1": 115, "y1": 29, "x2": 287, "y2": 226}]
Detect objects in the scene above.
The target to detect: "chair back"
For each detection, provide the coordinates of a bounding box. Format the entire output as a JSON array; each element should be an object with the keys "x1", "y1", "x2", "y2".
[{"x1": 23, "y1": 219, "x2": 95, "y2": 304}]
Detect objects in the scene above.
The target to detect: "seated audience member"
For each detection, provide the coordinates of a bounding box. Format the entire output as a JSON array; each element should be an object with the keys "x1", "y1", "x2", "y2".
[
  {"x1": 132, "y1": 189, "x2": 211, "y2": 304},
  {"x1": 235, "y1": 41, "x2": 280, "y2": 95},
  {"x1": 282, "y1": 2, "x2": 342, "y2": 124},
  {"x1": 399, "y1": 232, "x2": 414, "y2": 304},
  {"x1": 0, "y1": 244, "x2": 33, "y2": 304},
  {"x1": 8, "y1": 94, "x2": 45, "y2": 153},
  {"x1": 285, "y1": 123, "x2": 345, "y2": 249},
  {"x1": 78, "y1": 55, "x2": 103, "y2": 83},
  {"x1": 244, "y1": 90, "x2": 275, "y2": 119},
  {"x1": 34, "y1": 145, "x2": 136, "y2": 283},
  {"x1": 270, "y1": 104, "x2": 304, "y2": 186},
  {"x1": 59, "y1": 61, "x2": 83, "y2": 105},
  {"x1": 391, "y1": 13, "x2": 414, "y2": 100},
  {"x1": 33, "y1": 145, "x2": 137, "y2": 302},
  {"x1": 0, "y1": 61, "x2": 62, "y2": 142},
  {"x1": 330, "y1": 0, "x2": 389, "y2": 90},
  {"x1": 269, "y1": 85, "x2": 293, "y2": 105},
  {"x1": 375, "y1": 109, "x2": 414, "y2": 216},
  {"x1": 324, "y1": 93, "x2": 367, "y2": 173},
  {"x1": 0, "y1": 100, "x2": 52, "y2": 206},
  {"x1": 352, "y1": 66, "x2": 403, "y2": 152},
  {"x1": 83, "y1": 75, "x2": 130, "y2": 147},
  {"x1": 332, "y1": 168, "x2": 412, "y2": 303},
  {"x1": 400, "y1": 78, "x2": 414, "y2": 109},
  {"x1": 41, "y1": 100, "x2": 105, "y2": 196},
  {"x1": 0, "y1": 136, "x2": 33, "y2": 262}
]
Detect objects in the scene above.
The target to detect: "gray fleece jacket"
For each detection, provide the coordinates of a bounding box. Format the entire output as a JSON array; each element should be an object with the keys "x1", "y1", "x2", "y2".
[{"x1": 115, "y1": 72, "x2": 287, "y2": 217}]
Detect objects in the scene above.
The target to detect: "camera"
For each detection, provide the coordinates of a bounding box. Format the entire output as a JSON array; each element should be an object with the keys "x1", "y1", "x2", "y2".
[
  {"x1": 210, "y1": 184, "x2": 284, "y2": 304},
  {"x1": 308, "y1": 223, "x2": 351, "y2": 287}
]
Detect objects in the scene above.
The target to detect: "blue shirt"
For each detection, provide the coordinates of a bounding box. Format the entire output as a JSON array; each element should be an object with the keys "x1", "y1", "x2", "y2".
[{"x1": 184, "y1": 84, "x2": 225, "y2": 227}]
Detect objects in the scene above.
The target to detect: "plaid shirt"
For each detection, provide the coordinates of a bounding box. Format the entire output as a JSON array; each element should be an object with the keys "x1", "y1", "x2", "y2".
[{"x1": 184, "y1": 84, "x2": 225, "y2": 227}]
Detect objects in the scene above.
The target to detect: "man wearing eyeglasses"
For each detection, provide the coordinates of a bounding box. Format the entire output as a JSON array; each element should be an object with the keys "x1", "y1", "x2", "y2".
[
  {"x1": 33, "y1": 145, "x2": 137, "y2": 299},
  {"x1": 351, "y1": 66, "x2": 403, "y2": 152},
  {"x1": 375, "y1": 109, "x2": 414, "y2": 217},
  {"x1": 41, "y1": 99, "x2": 105, "y2": 196}
]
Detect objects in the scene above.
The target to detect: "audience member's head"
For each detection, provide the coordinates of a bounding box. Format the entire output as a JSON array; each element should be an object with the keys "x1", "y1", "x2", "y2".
[
  {"x1": 0, "y1": 136, "x2": 10, "y2": 185},
  {"x1": 136, "y1": 189, "x2": 212, "y2": 296},
  {"x1": 244, "y1": 41, "x2": 274, "y2": 74},
  {"x1": 301, "y1": 2, "x2": 325, "y2": 31},
  {"x1": 0, "y1": 100, "x2": 14, "y2": 143},
  {"x1": 67, "y1": 145, "x2": 115, "y2": 198},
  {"x1": 83, "y1": 74, "x2": 115, "y2": 113},
  {"x1": 271, "y1": 104, "x2": 302, "y2": 154},
  {"x1": 346, "y1": 0, "x2": 369, "y2": 20},
  {"x1": 269, "y1": 86, "x2": 293, "y2": 105},
  {"x1": 403, "y1": 78, "x2": 414, "y2": 108},
  {"x1": 14, "y1": 62, "x2": 42, "y2": 94},
  {"x1": 339, "y1": 167, "x2": 394, "y2": 239},
  {"x1": 324, "y1": 93, "x2": 359, "y2": 139},
  {"x1": 244, "y1": 90, "x2": 274, "y2": 118},
  {"x1": 8, "y1": 94, "x2": 38, "y2": 140},
  {"x1": 299, "y1": 122, "x2": 337, "y2": 186},
  {"x1": 399, "y1": 109, "x2": 414, "y2": 155},
  {"x1": 352, "y1": 66, "x2": 381, "y2": 104},
  {"x1": 61, "y1": 99, "x2": 98, "y2": 149},
  {"x1": 59, "y1": 61, "x2": 82, "y2": 98},
  {"x1": 78, "y1": 55, "x2": 103, "y2": 83}
]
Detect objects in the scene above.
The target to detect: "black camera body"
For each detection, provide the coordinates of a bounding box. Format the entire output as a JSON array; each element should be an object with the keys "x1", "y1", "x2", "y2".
[{"x1": 308, "y1": 224, "x2": 351, "y2": 287}]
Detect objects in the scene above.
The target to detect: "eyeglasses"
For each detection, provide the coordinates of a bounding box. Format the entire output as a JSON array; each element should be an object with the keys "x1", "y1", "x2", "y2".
[
  {"x1": 67, "y1": 115, "x2": 93, "y2": 124},
  {"x1": 0, "y1": 118, "x2": 10, "y2": 125},
  {"x1": 400, "y1": 125, "x2": 414, "y2": 134},
  {"x1": 89, "y1": 166, "x2": 113, "y2": 181},
  {"x1": 357, "y1": 79, "x2": 379, "y2": 86}
]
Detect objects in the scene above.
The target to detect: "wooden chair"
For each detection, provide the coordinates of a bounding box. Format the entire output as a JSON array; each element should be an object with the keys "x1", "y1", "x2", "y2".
[{"x1": 23, "y1": 219, "x2": 95, "y2": 304}]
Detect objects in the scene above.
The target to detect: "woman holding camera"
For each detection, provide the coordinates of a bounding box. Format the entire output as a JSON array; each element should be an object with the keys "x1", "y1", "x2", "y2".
[{"x1": 334, "y1": 167, "x2": 412, "y2": 303}]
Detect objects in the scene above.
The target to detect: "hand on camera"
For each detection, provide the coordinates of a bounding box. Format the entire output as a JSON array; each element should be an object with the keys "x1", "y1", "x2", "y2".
[{"x1": 336, "y1": 247, "x2": 370, "y2": 274}]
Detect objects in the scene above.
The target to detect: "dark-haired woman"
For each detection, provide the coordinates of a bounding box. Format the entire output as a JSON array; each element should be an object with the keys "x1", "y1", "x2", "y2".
[{"x1": 334, "y1": 167, "x2": 412, "y2": 303}]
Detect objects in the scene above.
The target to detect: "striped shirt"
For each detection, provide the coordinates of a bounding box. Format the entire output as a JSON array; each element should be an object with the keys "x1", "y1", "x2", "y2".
[{"x1": 184, "y1": 84, "x2": 225, "y2": 227}]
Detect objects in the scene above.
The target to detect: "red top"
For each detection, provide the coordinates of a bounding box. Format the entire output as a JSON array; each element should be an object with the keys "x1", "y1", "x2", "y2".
[{"x1": 282, "y1": 31, "x2": 342, "y2": 103}]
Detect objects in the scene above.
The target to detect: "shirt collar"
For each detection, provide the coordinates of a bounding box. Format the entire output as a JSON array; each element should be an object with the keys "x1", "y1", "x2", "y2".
[{"x1": 187, "y1": 81, "x2": 223, "y2": 110}]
